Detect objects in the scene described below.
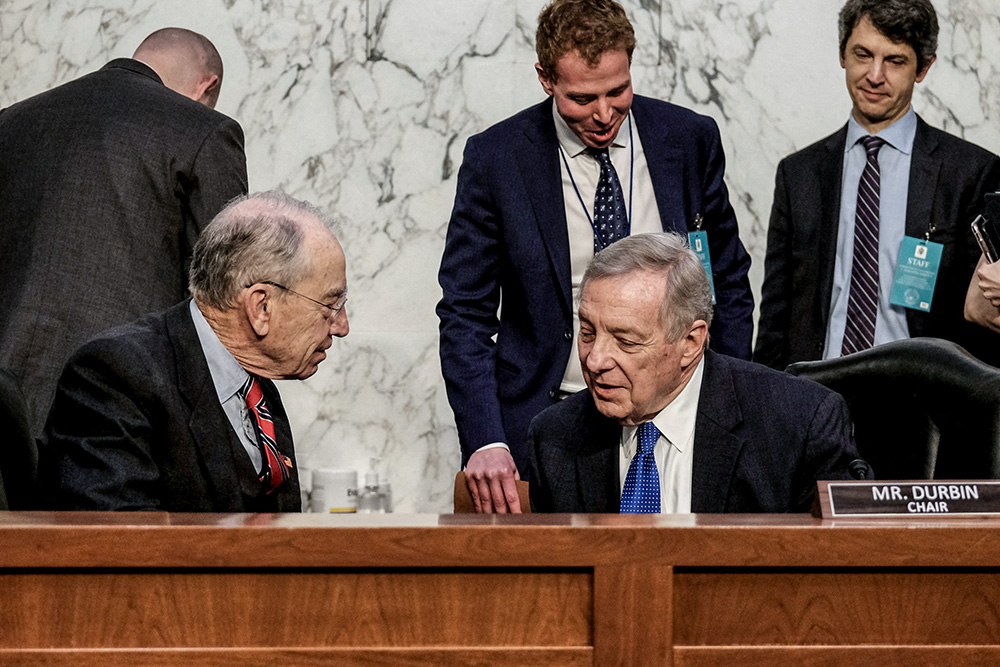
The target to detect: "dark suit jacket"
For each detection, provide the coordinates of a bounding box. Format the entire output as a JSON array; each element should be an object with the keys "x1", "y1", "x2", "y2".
[
  {"x1": 40, "y1": 301, "x2": 301, "y2": 512},
  {"x1": 755, "y1": 117, "x2": 1000, "y2": 369},
  {"x1": 0, "y1": 59, "x2": 249, "y2": 436},
  {"x1": 525, "y1": 351, "x2": 858, "y2": 513},
  {"x1": 437, "y1": 95, "x2": 754, "y2": 471}
]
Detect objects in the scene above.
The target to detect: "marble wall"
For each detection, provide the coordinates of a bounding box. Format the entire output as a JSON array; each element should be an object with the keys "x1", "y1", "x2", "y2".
[{"x1": 2, "y1": 0, "x2": 998, "y2": 511}]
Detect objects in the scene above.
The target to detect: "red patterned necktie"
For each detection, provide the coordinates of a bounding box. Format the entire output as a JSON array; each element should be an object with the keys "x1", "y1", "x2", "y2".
[
  {"x1": 240, "y1": 375, "x2": 292, "y2": 494},
  {"x1": 842, "y1": 135, "x2": 886, "y2": 355}
]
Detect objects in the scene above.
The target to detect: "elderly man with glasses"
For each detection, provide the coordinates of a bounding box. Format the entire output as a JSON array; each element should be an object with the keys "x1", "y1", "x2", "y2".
[{"x1": 40, "y1": 192, "x2": 349, "y2": 512}]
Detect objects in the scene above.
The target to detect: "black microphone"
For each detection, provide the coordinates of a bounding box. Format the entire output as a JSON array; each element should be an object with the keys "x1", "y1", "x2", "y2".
[{"x1": 848, "y1": 459, "x2": 873, "y2": 480}]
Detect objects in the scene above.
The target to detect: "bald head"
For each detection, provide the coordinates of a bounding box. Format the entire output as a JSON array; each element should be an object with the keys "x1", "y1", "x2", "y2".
[{"x1": 133, "y1": 28, "x2": 224, "y2": 108}]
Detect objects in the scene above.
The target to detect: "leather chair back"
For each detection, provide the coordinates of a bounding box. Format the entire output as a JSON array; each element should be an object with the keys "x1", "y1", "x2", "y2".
[{"x1": 786, "y1": 338, "x2": 1000, "y2": 480}]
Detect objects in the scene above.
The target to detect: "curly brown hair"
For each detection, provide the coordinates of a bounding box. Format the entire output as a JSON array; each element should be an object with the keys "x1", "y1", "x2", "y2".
[{"x1": 536, "y1": 0, "x2": 636, "y2": 82}]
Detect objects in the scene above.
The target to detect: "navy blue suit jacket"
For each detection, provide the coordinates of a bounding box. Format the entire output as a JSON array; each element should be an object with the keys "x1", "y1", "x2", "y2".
[
  {"x1": 40, "y1": 301, "x2": 301, "y2": 512},
  {"x1": 755, "y1": 117, "x2": 1000, "y2": 369},
  {"x1": 437, "y1": 96, "x2": 753, "y2": 472},
  {"x1": 525, "y1": 351, "x2": 859, "y2": 513}
]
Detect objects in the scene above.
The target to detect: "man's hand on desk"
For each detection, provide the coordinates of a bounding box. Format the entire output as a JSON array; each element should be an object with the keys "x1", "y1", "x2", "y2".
[{"x1": 465, "y1": 448, "x2": 522, "y2": 514}]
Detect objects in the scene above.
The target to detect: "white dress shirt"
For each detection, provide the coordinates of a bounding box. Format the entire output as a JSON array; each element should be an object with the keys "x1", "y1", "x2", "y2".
[
  {"x1": 619, "y1": 355, "x2": 705, "y2": 513},
  {"x1": 554, "y1": 104, "x2": 664, "y2": 394}
]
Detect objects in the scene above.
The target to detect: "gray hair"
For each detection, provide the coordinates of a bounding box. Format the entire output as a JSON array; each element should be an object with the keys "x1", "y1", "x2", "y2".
[
  {"x1": 581, "y1": 232, "x2": 714, "y2": 342},
  {"x1": 838, "y1": 0, "x2": 938, "y2": 73},
  {"x1": 188, "y1": 191, "x2": 331, "y2": 310}
]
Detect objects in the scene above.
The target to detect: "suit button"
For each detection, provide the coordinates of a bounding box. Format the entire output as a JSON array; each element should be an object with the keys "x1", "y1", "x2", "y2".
[
  {"x1": 564, "y1": 329, "x2": 572, "y2": 340},
  {"x1": 549, "y1": 389, "x2": 557, "y2": 398}
]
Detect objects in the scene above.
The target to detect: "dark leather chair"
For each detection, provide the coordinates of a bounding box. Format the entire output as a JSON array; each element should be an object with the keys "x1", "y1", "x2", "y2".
[
  {"x1": 786, "y1": 338, "x2": 1000, "y2": 481},
  {"x1": 0, "y1": 369, "x2": 37, "y2": 509}
]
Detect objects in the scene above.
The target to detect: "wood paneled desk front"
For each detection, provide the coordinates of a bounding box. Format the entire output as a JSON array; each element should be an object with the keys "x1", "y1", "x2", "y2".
[{"x1": 1, "y1": 512, "x2": 999, "y2": 666}]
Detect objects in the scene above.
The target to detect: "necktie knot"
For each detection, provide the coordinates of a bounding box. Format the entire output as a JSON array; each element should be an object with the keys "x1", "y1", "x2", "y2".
[
  {"x1": 862, "y1": 135, "x2": 885, "y2": 157},
  {"x1": 587, "y1": 146, "x2": 611, "y2": 164},
  {"x1": 637, "y1": 421, "x2": 659, "y2": 455}
]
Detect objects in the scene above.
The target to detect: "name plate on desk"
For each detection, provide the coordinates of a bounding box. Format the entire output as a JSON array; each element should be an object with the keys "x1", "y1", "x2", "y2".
[{"x1": 816, "y1": 480, "x2": 1000, "y2": 518}]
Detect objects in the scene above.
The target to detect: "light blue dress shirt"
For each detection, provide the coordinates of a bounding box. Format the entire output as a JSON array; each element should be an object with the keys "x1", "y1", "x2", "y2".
[
  {"x1": 189, "y1": 300, "x2": 261, "y2": 472},
  {"x1": 824, "y1": 107, "x2": 918, "y2": 358}
]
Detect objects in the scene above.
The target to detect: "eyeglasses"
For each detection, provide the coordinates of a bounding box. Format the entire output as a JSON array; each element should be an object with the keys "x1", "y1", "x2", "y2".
[{"x1": 252, "y1": 280, "x2": 348, "y2": 319}]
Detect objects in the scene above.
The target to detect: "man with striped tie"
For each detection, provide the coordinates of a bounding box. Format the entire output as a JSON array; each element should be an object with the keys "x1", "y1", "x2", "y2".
[
  {"x1": 526, "y1": 233, "x2": 860, "y2": 513},
  {"x1": 40, "y1": 192, "x2": 350, "y2": 511},
  {"x1": 755, "y1": 0, "x2": 1000, "y2": 370}
]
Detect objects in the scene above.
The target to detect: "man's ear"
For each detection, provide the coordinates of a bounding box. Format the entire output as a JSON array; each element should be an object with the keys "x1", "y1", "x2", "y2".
[
  {"x1": 915, "y1": 54, "x2": 936, "y2": 83},
  {"x1": 243, "y1": 286, "x2": 271, "y2": 337},
  {"x1": 191, "y1": 73, "x2": 220, "y2": 108},
  {"x1": 536, "y1": 63, "x2": 555, "y2": 96},
  {"x1": 681, "y1": 320, "x2": 709, "y2": 365}
]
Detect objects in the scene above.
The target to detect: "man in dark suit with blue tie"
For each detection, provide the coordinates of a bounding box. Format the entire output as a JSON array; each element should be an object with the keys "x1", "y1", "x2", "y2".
[
  {"x1": 438, "y1": 0, "x2": 754, "y2": 513},
  {"x1": 526, "y1": 233, "x2": 860, "y2": 514},
  {"x1": 41, "y1": 193, "x2": 350, "y2": 512},
  {"x1": 755, "y1": 0, "x2": 1000, "y2": 370}
]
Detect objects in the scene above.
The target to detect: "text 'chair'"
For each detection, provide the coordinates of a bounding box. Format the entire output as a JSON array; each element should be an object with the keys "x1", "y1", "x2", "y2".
[{"x1": 786, "y1": 338, "x2": 1000, "y2": 481}]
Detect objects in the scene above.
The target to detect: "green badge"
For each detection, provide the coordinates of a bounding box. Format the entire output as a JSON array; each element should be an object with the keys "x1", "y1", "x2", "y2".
[
  {"x1": 889, "y1": 236, "x2": 943, "y2": 312},
  {"x1": 688, "y1": 230, "x2": 716, "y2": 304}
]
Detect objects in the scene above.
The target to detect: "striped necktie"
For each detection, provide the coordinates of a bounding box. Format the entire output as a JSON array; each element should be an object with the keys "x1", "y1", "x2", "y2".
[
  {"x1": 842, "y1": 135, "x2": 886, "y2": 355},
  {"x1": 620, "y1": 421, "x2": 660, "y2": 513},
  {"x1": 240, "y1": 375, "x2": 292, "y2": 494}
]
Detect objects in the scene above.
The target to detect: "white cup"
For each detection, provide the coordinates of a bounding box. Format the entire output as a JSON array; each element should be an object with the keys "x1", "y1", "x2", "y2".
[{"x1": 311, "y1": 468, "x2": 358, "y2": 513}]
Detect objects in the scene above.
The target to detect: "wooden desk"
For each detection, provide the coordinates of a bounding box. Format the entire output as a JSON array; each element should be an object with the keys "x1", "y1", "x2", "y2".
[{"x1": 1, "y1": 513, "x2": 1000, "y2": 666}]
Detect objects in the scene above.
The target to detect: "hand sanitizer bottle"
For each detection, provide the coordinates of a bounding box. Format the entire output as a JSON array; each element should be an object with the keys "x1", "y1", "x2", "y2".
[{"x1": 356, "y1": 457, "x2": 384, "y2": 514}]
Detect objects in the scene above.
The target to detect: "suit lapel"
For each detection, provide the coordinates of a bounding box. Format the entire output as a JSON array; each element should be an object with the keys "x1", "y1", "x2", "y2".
[
  {"x1": 574, "y1": 398, "x2": 621, "y2": 512},
  {"x1": 631, "y1": 96, "x2": 688, "y2": 233},
  {"x1": 816, "y1": 126, "x2": 849, "y2": 329},
  {"x1": 165, "y1": 302, "x2": 246, "y2": 510},
  {"x1": 691, "y1": 352, "x2": 744, "y2": 513},
  {"x1": 904, "y1": 118, "x2": 942, "y2": 336},
  {"x1": 905, "y1": 117, "x2": 942, "y2": 239},
  {"x1": 519, "y1": 98, "x2": 574, "y2": 318}
]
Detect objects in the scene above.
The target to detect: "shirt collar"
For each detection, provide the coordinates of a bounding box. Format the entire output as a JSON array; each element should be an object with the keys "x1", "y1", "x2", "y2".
[
  {"x1": 622, "y1": 354, "x2": 706, "y2": 457},
  {"x1": 845, "y1": 105, "x2": 917, "y2": 156},
  {"x1": 551, "y1": 100, "x2": 630, "y2": 159},
  {"x1": 189, "y1": 299, "x2": 249, "y2": 404}
]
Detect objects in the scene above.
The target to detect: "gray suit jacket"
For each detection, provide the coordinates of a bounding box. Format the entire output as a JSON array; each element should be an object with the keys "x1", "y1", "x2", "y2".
[
  {"x1": 0, "y1": 58, "x2": 248, "y2": 435},
  {"x1": 40, "y1": 301, "x2": 300, "y2": 512},
  {"x1": 755, "y1": 117, "x2": 1000, "y2": 369},
  {"x1": 525, "y1": 351, "x2": 859, "y2": 513}
]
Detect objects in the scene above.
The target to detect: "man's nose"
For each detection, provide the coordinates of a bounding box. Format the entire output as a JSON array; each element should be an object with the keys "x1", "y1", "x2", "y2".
[
  {"x1": 593, "y1": 97, "x2": 613, "y2": 125},
  {"x1": 330, "y1": 307, "x2": 350, "y2": 338},
  {"x1": 583, "y1": 336, "x2": 614, "y2": 372},
  {"x1": 867, "y1": 59, "x2": 886, "y2": 84}
]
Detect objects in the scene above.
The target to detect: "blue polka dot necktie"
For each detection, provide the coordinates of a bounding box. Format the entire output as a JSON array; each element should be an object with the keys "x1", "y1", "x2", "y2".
[
  {"x1": 620, "y1": 421, "x2": 660, "y2": 514},
  {"x1": 588, "y1": 147, "x2": 629, "y2": 252}
]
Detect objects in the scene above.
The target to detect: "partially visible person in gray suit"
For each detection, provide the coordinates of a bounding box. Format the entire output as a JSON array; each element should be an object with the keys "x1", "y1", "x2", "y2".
[
  {"x1": 41, "y1": 192, "x2": 350, "y2": 512},
  {"x1": 0, "y1": 27, "x2": 249, "y2": 438},
  {"x1": 526, "y1": 233, "x2": 863, "y2": 514}
]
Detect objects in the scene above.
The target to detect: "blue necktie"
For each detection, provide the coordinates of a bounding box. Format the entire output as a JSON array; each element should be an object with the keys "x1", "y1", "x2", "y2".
[
  {"x1": 620, "y1": 421, "x2": 660, "y2": 513},
  {"x1": 588, "y1": 147, "x2": 629, "y2": 252}
]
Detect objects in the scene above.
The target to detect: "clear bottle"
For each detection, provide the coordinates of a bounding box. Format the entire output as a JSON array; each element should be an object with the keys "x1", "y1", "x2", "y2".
[{"x1": 356, "y1": 457, "x2": 385, "y2": 514}]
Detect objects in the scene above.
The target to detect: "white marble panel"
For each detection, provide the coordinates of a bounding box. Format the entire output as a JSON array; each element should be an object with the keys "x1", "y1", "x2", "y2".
[{"x1": 2, "y1": 0, "x2": 998, "y2": 512}]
